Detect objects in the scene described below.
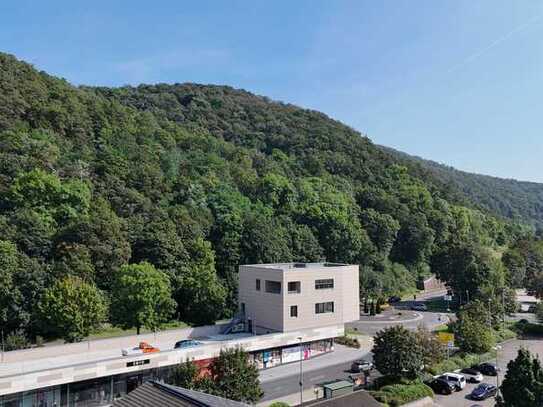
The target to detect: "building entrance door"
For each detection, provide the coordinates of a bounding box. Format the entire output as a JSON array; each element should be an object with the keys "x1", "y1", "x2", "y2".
[{"x1": 126, "y1": 375, "x2": 141, "y2": 394}]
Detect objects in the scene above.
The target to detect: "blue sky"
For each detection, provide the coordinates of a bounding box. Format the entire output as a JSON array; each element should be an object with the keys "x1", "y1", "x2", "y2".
[{"x1": 1, "y1": 1, "x2": 542, "y2": 181}]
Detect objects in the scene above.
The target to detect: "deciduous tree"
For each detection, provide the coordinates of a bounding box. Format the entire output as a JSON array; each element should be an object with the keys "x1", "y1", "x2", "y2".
[
  {"x1": 110, "y1": 262, "x2": 175, "y2": 334},
  {"x1": 38, "y1": 276, "x2": 107, "y2": 342}
]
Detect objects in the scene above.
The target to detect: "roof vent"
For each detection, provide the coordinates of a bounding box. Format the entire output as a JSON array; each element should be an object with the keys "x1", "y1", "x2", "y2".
[{"x1": 293, "y1": 263, "x2": 307, "y2": 268}]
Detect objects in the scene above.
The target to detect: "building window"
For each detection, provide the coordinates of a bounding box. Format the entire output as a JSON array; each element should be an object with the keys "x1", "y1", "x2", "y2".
[
  {"x1": 315, "y1": 301, "x2": 334, "y2": 314},
  {"x1": 265, "y1": 280, "x2": 282, "y2": 294},
  {"x1": 256, "y1": 279, "x2": 261, "y2": 291},
  {"x1": 288, "y1": 281, "x2": 301, "y2": 293},
  {"x1": 241, "y1": 303, "x2": 246, "y2": 314},
  {"x1": 290, "y1": 305, "x2": 298, "y2": 317},
  {"x1": 315, "y1": 279, "x2": 334, "y2": 290}
]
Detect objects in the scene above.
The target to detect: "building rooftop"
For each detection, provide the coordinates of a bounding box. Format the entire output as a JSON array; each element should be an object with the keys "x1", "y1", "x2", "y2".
[
  {"x1": 113, "y1": 381, "x2": 250, "y2": 407},
  {"x1": 243, "y1": 262, "x2": 351, "y2": 270}
]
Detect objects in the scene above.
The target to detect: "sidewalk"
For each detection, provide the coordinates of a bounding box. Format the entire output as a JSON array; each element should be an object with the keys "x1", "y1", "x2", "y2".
[{"x1": 257, "y1": 387, "x2": 319, "y2": 406}]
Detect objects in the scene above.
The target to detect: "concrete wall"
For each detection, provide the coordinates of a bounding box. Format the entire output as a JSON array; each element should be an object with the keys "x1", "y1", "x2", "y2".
[{"x1": 0, "y1": 325, "x2": 343, "y2": 396}]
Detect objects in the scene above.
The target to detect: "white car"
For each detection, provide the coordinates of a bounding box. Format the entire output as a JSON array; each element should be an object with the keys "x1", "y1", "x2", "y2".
[
  {"x1": 439, "y1": 373, "x2": 466, "y2": 390},
  {"x1": 122, "y1": 347, "x2": 143, "y2": 356},
  {"x1": 460, "y1": 368, "x2": 484, "y2": 383}
]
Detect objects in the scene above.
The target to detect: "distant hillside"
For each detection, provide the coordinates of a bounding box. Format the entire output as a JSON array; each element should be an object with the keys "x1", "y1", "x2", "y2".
[
  {"x1": 383, "y1": 146, "x2": 543, "y2": 230},
  {"x1": 0, "y1": 52, "x2": 527, "y2": 339}
]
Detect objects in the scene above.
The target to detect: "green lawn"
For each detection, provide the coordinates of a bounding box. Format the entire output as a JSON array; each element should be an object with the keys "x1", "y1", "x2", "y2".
[{"x1": 87, "y1": 321, "x2": 189, "y2": 341}]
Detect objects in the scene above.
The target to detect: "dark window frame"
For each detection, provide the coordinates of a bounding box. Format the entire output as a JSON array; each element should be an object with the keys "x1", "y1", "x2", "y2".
[
  {"x1": 256, "y1": 279, "x2": 261, "y2": 291},
  {"x1": 315, "y1": 301, "x2": 334, "y2": 314},
  {"x1": 315, "y1": 279, "x2": 334, "y2": 290},
  {"x1": 288, "y1": 281, "x2": 301, "y2": 294},
  {"x1": 265, "y1": 280, "x2": 282, "y2": 294},
  {"x1": 290, "y1": 305, "x2": 298, "y2": 318}
]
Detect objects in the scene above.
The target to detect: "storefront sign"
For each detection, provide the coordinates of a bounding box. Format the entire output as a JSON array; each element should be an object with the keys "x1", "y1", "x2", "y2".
[{"x1": 126, "y1": 359, "x2": 150, "y2": 367}]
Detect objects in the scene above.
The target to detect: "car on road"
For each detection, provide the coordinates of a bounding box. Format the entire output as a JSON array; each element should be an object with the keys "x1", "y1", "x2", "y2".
[
  {"x1": 122, "y1": 341, "x2": 160, "y2": 356},
  {"x1": 438, "y1": 373, "x2": 466, "y2": 390},
  {"x1": 174, "y1": 339, "x2": 202, "y2": 349},
  {"x1": 411, "y1": 302, "x2": 427, "y2": 311},
  {"x1": 460, "y1": 367, "x2": 483, "y2": 383},
  {"x1": 350, "y1": 359, "x2": 374, "y2": 373},
  {"x1": 388, "y1": 296, "x2": 401, "y2": 303},
  {"x1": 473, "y1": 362, "x2": 499, "y2": 376},
  {"x1": 469, "y1": 383, "x2": 498, "y2": 400},
  {"x1": 426, "y1": 377, "x2": 456, "y2": 395}
]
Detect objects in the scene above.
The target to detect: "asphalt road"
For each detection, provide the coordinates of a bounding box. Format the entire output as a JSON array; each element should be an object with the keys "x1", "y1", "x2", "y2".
[{"x1": 260, "y1": 359, "x2": 359, "y2": 401}]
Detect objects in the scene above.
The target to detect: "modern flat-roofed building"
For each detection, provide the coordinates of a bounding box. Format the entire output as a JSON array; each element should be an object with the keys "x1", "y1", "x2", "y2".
[{"x1": 238, "y1": 263, "x2": 359, "y2": 333}]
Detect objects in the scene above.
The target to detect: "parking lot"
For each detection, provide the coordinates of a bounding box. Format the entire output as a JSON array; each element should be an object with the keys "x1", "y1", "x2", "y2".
[{"x1": 434, "y1": 338, "x2": 543, "y2": 406}]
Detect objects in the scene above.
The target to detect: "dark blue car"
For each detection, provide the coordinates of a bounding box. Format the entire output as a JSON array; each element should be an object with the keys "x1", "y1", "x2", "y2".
[
  {"x1": 469, "y1": 383, "x2": 498, "y2": 400},
  {"x1": 174, "y1": 339, "x2": 202, "y2": 349}
]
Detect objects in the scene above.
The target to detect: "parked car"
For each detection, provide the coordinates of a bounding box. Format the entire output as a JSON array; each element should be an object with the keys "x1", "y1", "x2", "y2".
[
  {"x1": 411, "y1": 302, "x2": 427, "y2": 311},
  {"x1": 438, "y1": 373, "x2": 466, "y2": 390},
  {"x1": 122, "y1": 341, "x2": 160, "y2": 356},
  {"x1": 426, "y1": 378, "x2": 455, "y2": 395},
  {"x1": 469, "y1": 383, "x2": 498, "y2": 400},
  {"x1": 473, "y1": 362, "x2": 499, "y2": 376},
  {"x1": 388, "y1": 296, "x2": 401, "y2": 303},
  {"x1": 460, "y1": 368, "x2": 483, "y2": 383},
  {"x1": 174, "y1": 339, "x2": 202, "y2": 349},
  {"x1": 351, "y1": 359, "x2": 374, "y2": 373}
]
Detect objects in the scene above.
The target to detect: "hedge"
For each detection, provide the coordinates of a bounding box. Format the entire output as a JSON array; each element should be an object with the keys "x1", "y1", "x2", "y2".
[
  {"x1": 426, "y1": 351, "x2": 495, "y2": 376},
  {"x1": 371, "y1": 382, "x2": 434, "y2": 406},
  {"x1": 334, "y1": 335, "x2": 361, "y2": 349}
]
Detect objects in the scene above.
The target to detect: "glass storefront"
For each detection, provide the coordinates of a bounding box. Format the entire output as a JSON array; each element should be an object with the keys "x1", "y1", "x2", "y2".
[
  {"x1": 0, "y1": 367, "x2": 172, "y2": 407},
  {"x1": 0, "y1": 339, "x2": 334, "y2": 406},
  {"x1": 250, "y1": 339, "x2": 334, "y2": 369}
]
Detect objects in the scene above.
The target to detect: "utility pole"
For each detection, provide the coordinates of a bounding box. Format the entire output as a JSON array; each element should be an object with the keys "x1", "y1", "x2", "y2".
[
  {"x1": 298, "y1": 336, "x2": 303, "y2": 406},
  {"x1": 502, "y1": 289, "x2": 506, "y2": 331},
  {"x1": 466, "y1": 290, "x2": 470, "y2": 304},
  {"x1": 1, "y1": 329, "x2": 4, "y2": 363}
]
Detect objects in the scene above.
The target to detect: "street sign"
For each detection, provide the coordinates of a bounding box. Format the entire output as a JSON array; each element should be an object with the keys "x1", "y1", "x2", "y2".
[{"x1": 437, "y1": 332, "x2": 454, "y2": 346}]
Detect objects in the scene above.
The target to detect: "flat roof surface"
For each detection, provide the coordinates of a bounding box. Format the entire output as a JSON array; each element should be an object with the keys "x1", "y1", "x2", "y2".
[
  {"x1": 243, "y1": 262, "x2": 351, "y2": 270},
  {"x1": 322, "y1": 380, "x2": 353, "y2": 390}
]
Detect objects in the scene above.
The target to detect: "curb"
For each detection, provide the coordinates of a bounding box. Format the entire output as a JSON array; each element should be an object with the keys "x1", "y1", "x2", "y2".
[{"x1": 354, "y1": 313, "x2": 424, "y2": 324}]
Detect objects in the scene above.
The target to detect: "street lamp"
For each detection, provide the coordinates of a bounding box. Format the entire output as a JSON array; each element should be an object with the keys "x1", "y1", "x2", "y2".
[
  {"x1": 494, "y1": 345, "x2": 502, "y2": 392},
  {"x1": 298, "y1": 336, "x2": 303, "y2": 406}
]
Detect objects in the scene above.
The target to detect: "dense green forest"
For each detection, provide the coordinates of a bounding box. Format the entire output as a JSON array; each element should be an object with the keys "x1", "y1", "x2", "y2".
[
  {"x1": 0, "y1": 52, "x2": 536, "y2": 343},
  {"x1": 383, "y1": 146, "x2": 543, "y2": 231}
]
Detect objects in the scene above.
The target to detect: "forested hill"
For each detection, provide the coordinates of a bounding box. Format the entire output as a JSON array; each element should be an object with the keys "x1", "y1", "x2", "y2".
[
  {"x1": 382, "y1": 146, "x2": 543, "y2": 231},
  {"x1": 0, "y1": 52, "x2": 527, "y2": 339}
]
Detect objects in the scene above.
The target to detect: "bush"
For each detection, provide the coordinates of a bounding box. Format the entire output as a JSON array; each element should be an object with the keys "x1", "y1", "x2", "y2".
[
  {"x1": 334, "y1": 335, "x2": 360, "y2": 349},
  {"x1": 426, "y1": 351, "x2": 495, "y2": 376},
  {"x1": 493, "y1": 327, "x2": 517, "y2": 342},
  {"x1": 514, "y1": 321, "x2": 543, "y2": 336},
  {"x1": 371, "y1": 382, "x2": 433, "y2": 406},
  {"x1": 268, "y1": 403, "x2": 290, "y2": 407},
  {"x1": 4, "y1": 330, "x2": 30, "y2": 351}
]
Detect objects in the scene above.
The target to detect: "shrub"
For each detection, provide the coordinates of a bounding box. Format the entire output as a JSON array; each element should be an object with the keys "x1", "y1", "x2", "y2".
[
  {"x1": 426, "y1": 351, "x2": 495, "y2": 376},
  {"x1": 371, "y1": 382, "x2": 433, "y2": 407},
  {"x1": 4, "y1": 330, "x2": 30, "y2": 351},
  {"x1": 334, "y1": 335, "x2": 360, "y2": 349},
  {"x1": 268, "y1": 403, "x2": 290, "y2": 407},
  {"x1": 515, "y1": 322, "x2": 543, "y2": 336}
]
